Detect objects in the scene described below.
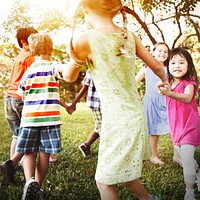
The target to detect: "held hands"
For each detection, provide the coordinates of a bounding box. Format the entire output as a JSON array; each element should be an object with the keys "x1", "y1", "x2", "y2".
[
  {"x1": 66, "y1": 104, "x2": 76, "y2": 115},
  {"x1": 157, "y1": 81, "x2": 171, "y2": 96}
]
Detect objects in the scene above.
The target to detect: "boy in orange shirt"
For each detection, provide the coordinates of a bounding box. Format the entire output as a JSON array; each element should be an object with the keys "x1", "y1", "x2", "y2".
[{"x1": 3, "y1": 27, "x2": 38, "y2": 184}]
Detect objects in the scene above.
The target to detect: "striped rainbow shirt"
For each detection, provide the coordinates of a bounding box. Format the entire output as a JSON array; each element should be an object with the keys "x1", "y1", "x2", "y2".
[{"x1": 18, "y1": 60, "x2": 62, "y2": 127}]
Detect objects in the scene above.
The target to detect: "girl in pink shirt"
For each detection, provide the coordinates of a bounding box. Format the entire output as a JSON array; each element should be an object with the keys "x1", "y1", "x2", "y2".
[{"x1": 159, "y1": 48, "x2": 200, "y2": 200}]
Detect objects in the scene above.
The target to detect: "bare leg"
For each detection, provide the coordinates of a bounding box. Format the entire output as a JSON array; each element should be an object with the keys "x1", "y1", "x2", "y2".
[
  {"x1": 96, "y1": 182, "x2": 120, "y2": 200},
  {"x1": 97, "y1": 180, "x2": 159, "y2": 200},
  {"x1": 23, "y1": 152, "x2": 37, "y2": 181},
  {"x1": 86, "y1": 131, "x2": 99, "y2": 146},
  {"x1": 122, "y1": 179, "x2": 152, "y2": 200},
  {"x1": 35, "y1": 152, "x2": 49, "y2": 187},
  {"x1": 10, "y1": 138, "x2": 17, "y2": 158},
  {"x1": 150, "y1": 135, "x2": 164, "y2": 165},
  {"x1": 11, "y1": 152, "x2": 24, "y2": 168}
]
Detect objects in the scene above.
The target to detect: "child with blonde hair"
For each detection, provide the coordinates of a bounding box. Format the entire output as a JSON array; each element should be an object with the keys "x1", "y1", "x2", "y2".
[
  {"x1": 159, "y1": 48, "x2": 200, "y2": 200},
  {"x1": 62, "y1": 0, "x2": 169, "y2": 199},
  {"x1": 15, "y1": 33, "x2": 66, "y2": 199}
]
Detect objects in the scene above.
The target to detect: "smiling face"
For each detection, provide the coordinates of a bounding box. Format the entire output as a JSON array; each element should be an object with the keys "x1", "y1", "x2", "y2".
[
  {"x1": 168, "y1": 53, "x2": 188, "y2": 80},
  {"x1": 152, "y1": 44, "x2": 169, "y2": 64}
]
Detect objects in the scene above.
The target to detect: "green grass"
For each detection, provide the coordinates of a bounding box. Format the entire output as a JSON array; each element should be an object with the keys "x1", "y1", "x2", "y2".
[{"x1": 0, "y1": 99, "x2": 200, "y2": 200}]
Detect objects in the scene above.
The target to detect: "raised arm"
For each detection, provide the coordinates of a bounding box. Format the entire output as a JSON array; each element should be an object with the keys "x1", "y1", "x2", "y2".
[
  {"x1": 133, "y1": 34, "x2": 168, "y2": 85},
  {"x1": 135, "y1": 66, "x2": 146, "y2": 83},
  {"x1": 62, "y1": 33, "x2": 90, "y2": 83},
  {"x1": 159, "y1": 84, "x2": 195, "y2": 104}
]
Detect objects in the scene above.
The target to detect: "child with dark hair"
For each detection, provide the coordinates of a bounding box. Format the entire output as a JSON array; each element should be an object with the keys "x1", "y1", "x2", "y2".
[
  {"x1": 159, "y1": 48, "x2": 200, "y2": 200},
  {"x1": 67, "y1": 69, "x2": 101, "y2": 157},
  {"x1": 2, "y1": 27, "x2": 38, "y2": 185}
]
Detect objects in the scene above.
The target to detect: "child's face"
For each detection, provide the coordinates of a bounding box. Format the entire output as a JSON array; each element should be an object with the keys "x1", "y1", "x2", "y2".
[
  {"x1": 168, "y1": 54, "x2": 188, "y2": 80},
  {"x1": 153, "y1": 44, "x2": 168, "y2": 63}
]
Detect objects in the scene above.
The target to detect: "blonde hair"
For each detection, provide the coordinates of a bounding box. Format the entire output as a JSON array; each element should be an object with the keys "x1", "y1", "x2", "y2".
[
  {"x1": 80, "y1": 0, "x2": 122, "y2": 17},
  {"x1": 70, "y1": 0, "x2": 128, "y2": 66},
  {"x1": 28, "y1": 33, "x2": 53, "y2": 56}
]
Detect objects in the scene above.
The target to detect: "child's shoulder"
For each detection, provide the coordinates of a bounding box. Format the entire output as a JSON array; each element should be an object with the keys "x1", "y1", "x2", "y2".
[{"x1": 17, "y1": 51, "x2": 33, "y2": 62}]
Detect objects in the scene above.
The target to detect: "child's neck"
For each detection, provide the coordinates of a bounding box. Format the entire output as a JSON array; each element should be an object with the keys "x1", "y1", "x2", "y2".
[
  {"x1": 159, "y1": 61, "x2": 164, "y2": 66},
  {"x1": 171, "y1": 78, "x2": 181, "y2": 88},
  {"x1": 34, "y1": 55, "x2": 51, "y2": 62}
]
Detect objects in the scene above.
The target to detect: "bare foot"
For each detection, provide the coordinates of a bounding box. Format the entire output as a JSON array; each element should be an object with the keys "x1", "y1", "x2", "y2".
[{"x1": 150, "y1": 156, "x2": 165, "y2": 166}]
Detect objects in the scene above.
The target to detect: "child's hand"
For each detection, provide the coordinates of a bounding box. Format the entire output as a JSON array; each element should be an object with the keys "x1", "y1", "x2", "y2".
[
  {"x1": 157, "y1": 80, "x2": 170, "y2": 90},
  {"x1": 157, "y1": 83, "x2": 171, "y2": 96},
  {"x1": 66, "y1": 104, "x2": 76, "y2": 114}
]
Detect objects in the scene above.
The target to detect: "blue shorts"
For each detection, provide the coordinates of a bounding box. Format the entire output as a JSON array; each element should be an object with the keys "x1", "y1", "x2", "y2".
[
  {"x1": 16, "y1": 125, "x2": 62, "y2": 154},
  {"x1": 4, "y1": 95, "x2": 23, "y2": 138}
]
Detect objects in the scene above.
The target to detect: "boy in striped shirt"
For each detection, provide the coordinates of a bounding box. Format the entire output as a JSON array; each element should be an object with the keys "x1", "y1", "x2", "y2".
[{"x1": 16, "y1": 33, "x2": 66, "y2": 200}]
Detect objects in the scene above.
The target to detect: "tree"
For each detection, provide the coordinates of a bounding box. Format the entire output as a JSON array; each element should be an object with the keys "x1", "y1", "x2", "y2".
[
  {"x1": 1, "y1": 0, "x2": 32, "y2": 43},
  {"x1": 0, "y1": 0, "x2": 199, "y2": 101},
  {"x1": 123, "y1": 0, "x2": 200, "y2": 50}
]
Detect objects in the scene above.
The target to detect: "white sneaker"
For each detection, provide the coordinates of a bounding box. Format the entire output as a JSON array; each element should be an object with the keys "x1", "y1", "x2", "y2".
[{"x1": 22, "y1": 177, "x2": 39, "y2": 200}]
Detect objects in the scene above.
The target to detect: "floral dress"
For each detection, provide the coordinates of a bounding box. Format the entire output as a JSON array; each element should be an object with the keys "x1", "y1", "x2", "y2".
[{"x1": 85, "y1": 30, "x2": 150, "y2": 184}]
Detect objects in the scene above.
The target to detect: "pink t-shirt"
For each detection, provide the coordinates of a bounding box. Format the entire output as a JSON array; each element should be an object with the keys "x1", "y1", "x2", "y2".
[{"x1": 166, "y1": 80, "x2": 200, "y2": 146}]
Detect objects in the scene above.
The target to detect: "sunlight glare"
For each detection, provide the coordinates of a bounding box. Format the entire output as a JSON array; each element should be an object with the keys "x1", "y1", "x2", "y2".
[
  {"x1": 29, "y1": 0, "x2": 71, "y2": 13},
  {"x1": 29, "y1": 0, "x2": 80, "y2": 15}
]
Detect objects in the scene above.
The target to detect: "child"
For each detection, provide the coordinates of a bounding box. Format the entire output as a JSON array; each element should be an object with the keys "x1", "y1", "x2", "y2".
[
  {"x1": 2, "y1": 27, "x2": 38, "y2": 185},
  {"x1": 62, "y1": 0, "x2": 169, "y2": 199},
  {"x1": 14, "y1": 33, "x2": 66, "y2": 199},
  {"x1": 159, "y1": 48, "x2": 200, "y2": 200},
  {"x1": 1, "y1": 28, "x2": 58, "y2": 186},
  {"x1": 136, "y1": 42, "x2": 170, "y2": 166},
  {"x1": 67, "y1": 69, "x2": 101, "y2": 157},
  {"x1": 4, "y1": 27, "x2": 38, "y2": 159}
]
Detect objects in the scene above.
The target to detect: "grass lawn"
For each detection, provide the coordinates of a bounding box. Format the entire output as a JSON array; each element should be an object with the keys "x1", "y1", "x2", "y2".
[{"x1": 0, "y1": 99, "x2": 200, "y2": 200}]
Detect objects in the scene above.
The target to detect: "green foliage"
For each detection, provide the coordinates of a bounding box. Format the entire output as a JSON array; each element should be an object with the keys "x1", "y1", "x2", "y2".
[
  {"x1": 2, "y1": 0, "x2": 32, "y2": 43},
  {"x1": 140, "y1": 0, "x2": 199, "y2": 12},
  {"x1": 39, "y1": 11, "x2": 70, "y2": 32},
  {"x1": 0, "y1": 100, "x2": 200, "y2": 200},
  {"x1": 52, "y1": 44, "x2": 69, "y2": 63}
]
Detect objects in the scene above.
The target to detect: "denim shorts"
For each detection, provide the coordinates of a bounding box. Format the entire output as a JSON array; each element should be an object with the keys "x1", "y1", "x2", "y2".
[
  {"x1": 16, "y1": 125, "x2": 62, "y2": 154},
  {"x1": 4, "y1": 95, "x2": 24, "y2": 138}
]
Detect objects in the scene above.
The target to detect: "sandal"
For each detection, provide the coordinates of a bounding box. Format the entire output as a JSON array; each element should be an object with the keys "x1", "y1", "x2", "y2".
[{"x1": 152, "y1": 194, "x2": 162, "y2": 200}]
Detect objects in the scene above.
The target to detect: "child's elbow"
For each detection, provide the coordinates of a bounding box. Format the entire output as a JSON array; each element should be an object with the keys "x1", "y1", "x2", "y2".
[
  {"x1": 63, "y1": 76, "x2": 76, "y2": 83},
  {"x1": 62, "y1": 71, "x2": 77, "y2": 83}
]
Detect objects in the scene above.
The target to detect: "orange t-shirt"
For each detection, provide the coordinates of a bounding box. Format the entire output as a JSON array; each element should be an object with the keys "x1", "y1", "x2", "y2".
[{"x1": 6, "y1": 51, "x2": 34, "y2": 99}]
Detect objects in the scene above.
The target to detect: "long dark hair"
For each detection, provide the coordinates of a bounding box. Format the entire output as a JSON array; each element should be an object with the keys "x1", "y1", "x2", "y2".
[{"x1": 165, "y1": 48, "x2": 198, "y2": 85}]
